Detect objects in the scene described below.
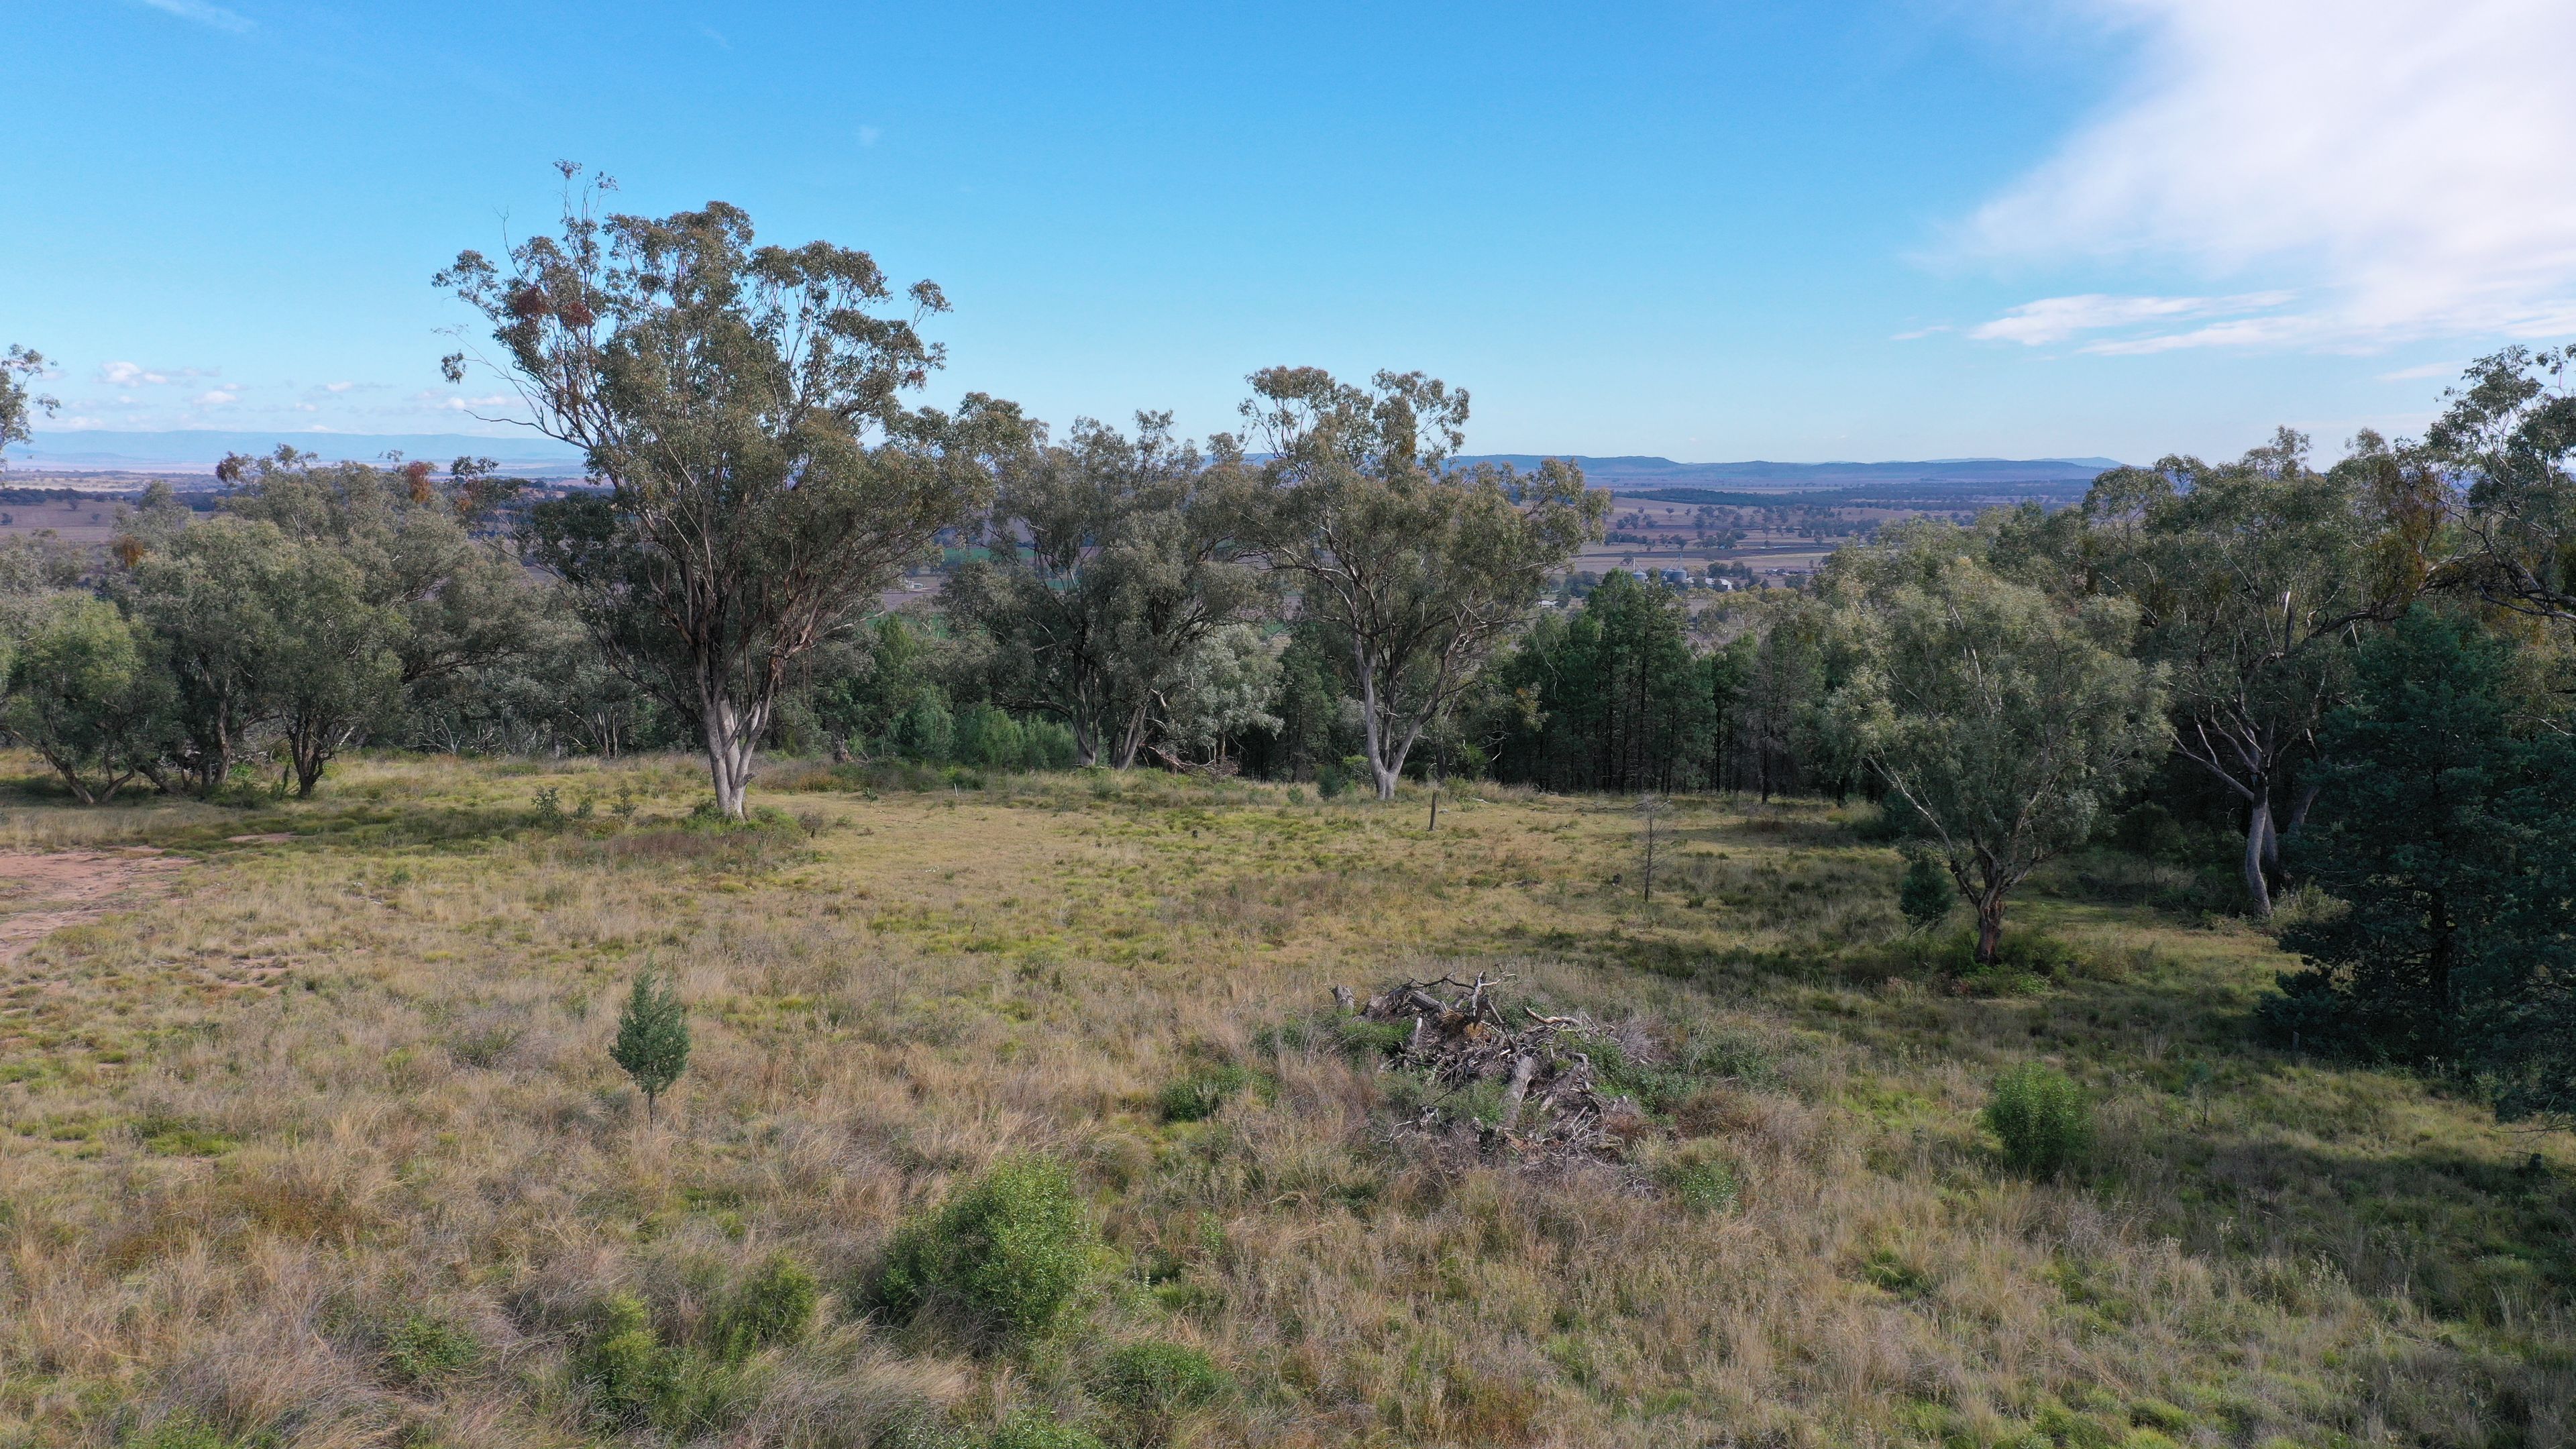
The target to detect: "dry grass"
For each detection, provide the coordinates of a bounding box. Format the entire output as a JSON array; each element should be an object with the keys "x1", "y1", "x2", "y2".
[{"x1": 0, "y1": 750, "x2": 2569, "y2": 1448}]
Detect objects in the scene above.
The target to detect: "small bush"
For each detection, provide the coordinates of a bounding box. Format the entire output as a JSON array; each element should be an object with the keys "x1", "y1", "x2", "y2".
[
  {"x1": 1897, "y1": 853, "x2": 1952, "y2": 932},
  {"x1": 867, "y1": 1156, "x2": 1097, "y2": 1344},
  {"x1": 575, "y1": 1293, "x2": 673, "y2": 1426},
  {"x1": 1095, "y1": 1339, "x2": 1231, "y2": 1417},
  {"x1": 710, "y1": 1252, "x2": 816, "y2": 1359},
  {"x1": 1157, "y1": 1065, "x2": 1248, "y2": 1123},
  {"x1": 384, "y1": 1311, "x2": 480, "y2": 1384},
  {"x1": 1656, "y1": 1143, "x2": 1741, "y2": 1214},
  {"x1": 573, "y1": 1292, "x2": 763, "y2": 1433},
  {"x1": 1985, "y1": 1061, "x2": 2092, "y2": 1176}
]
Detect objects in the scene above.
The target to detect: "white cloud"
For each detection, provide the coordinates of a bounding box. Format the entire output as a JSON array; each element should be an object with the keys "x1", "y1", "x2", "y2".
[
  {"x1": 192, "y1": 390, "x2": 238, "y2": 405},
  {"x1": 136, "y1": 0, "x2": 252, "y2": 32},
  {"x1": 1968, "y1": 291, "x2": 2292, "y2": 346},
  {"x1": 99, "y1": 361, "x2": 166, "y2": 386},
  {"x1": 323, "y1": 381, "x2": 355, "y2": 392},
  {"x1": 1964, "y1": 0, "x2": 2576, "y2": 351}
]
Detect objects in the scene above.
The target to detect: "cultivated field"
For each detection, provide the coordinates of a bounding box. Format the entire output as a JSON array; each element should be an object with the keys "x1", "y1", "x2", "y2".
[{"x1": 0, "y1": 754, "x2": 2567, "y2": 1448}]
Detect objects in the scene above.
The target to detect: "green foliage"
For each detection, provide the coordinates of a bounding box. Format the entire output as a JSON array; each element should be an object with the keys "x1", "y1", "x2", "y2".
[
  {"x1": 986, "y1": 1408, "x2": 1110, "y2": 1449},
  {"x1": 867, "y1": 1155, "x2": 1097, "y2": 1344},
  {"x1": 1656, "y1": 1144, "x2": 1742, "y2": 1214},
  {"x1": 610, "y1": 967, "x2": 691, "y2": 1119},
  {"x1": 572, "y1": 1292, "x2": 761, "y2": 1434},
  {"x1": 709, "y1": 1252, "x2": 817, "y2": 1359},
  {"x1": 1250, "y1": 365, "x2": 1605, "y2": 798},
  {"x1": 444, "y1": 171, "x2": 1014, "y2": 817},
  {"x1": 1488, "y1": 569, "x2": 1722, "y2": 793},
  {"x1": 1897, "y1": 850, "x2": 1953, "y2": 932},
  {"x1": 1859, "y1": 1248, "x2": 1932, "y2": 1298},
  {"x1": 2262, "y1": 608, "x2": 2576, "y2": 1119},
  {"x1": 0, "y1": 592, "x2": 169, "y2": 804},
  {"x1": 0, "y1": 345, "x2": 58, "y2": 462},
  {"x1": 383, "y1": 1312, "x2": 480, "y2": 1384},
  {"x1": 123, "y1": 1416, "x2": 237, "y2": 1449},
  {"x1": 945, "y1": 413, "x2": 1274, "y2": 770},
  {"x1": 1157, "y1": 1064, "x2": 1248, "y2": 1123},
  {"x1": 1823, "y1": 533, "x2": 2166, "y2": 961},
  {"x1": 574, "y1": 1293, "x2": 672, "y2": 1426},
  {"x1": 1094, "y1": 1339, "x2": 1231, "y2": 1418},
  {"x1": 1984, "y1": 1062, "x2": 2092, "y2": 1176}
]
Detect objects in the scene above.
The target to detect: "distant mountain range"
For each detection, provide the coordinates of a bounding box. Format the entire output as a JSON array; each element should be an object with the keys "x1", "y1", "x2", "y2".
[{"x1": 11, "y1": 433, "x2": 2124, "y2": 504}]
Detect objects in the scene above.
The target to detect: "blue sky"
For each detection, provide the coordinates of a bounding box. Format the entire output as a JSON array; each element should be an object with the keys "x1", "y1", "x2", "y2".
[{"x1": 8, "y1": 0, "x2": 2573, "y2": 462}]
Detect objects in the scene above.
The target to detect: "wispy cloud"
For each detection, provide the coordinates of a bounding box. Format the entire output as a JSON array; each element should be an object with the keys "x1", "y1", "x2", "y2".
[
  {"x1": 2377, "y1": 360, "x2": 2464, "y2": 382},
  {"x1": 191, "y1": 390, "x2": 239, "y2": 406},
  {"x1": 136, "y1": 0, "x2": 252, "y2": 32},
  {"x1": 1968, "y1": 292, "x2": 2292, "y2": 347},
  {"x1": 1961, "y1": 0, "x2": 2576, "y2": 352}
]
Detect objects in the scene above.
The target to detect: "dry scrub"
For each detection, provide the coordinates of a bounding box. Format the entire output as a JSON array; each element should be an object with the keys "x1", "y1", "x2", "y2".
[{"x1": 0, "y1": 752, "x2": 2569, "y2": 1448}]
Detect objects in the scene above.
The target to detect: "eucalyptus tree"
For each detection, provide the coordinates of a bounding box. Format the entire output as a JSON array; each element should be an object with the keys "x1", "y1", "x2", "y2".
[
  {"x1": 1246, "y1": 366, "x2": 1604, "y2": 799},
  {"x1": 0, "y1": 594, "x2": 170, "y2": 803},
  {"x1": 2080, "y1": 432, "x2": 2397, "y2": 916},
  {"x1": 436, "y1": 166, "x2": 1018, "y2": 817},
  {"x1": 2422, "y1": 344, "x2": 2576, "y2": 621},
  {"x1": 1825, "y1": 528, "x2": 2167, "y2": 963},
  {"x1": 948, "y1": 413, "x2": 1273, "y2": 767},
  {"x1": 119, "y1": 516, "x2": 406, "y2": 798},
  {"x1": 0, "y1": 345, "x2": 55, "y2": 465},
  {"x1": 213, "y1": 447, "x2": 535, "y2": 685}
]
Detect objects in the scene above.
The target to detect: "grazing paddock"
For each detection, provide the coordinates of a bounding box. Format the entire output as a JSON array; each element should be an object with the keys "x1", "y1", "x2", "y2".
[{"x1": 0, "y1": 752, "x2": 2567, "y2": 1448}]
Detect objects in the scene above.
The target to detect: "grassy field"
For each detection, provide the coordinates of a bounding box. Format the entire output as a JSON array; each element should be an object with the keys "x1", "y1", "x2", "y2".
[{"x1": 0, "y1": 753, "x2": 2569, "y2": 1449}]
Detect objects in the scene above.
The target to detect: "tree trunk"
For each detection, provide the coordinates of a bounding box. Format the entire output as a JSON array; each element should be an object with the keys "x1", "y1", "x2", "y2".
[
  {"x1": 1974, "y1": 887, "x2": 2006, "y2": 965},
  {"x1": 1114, "y1": 703, "x2": 1150, "y2": 771},
  {"x1": 2242, "y1": 794, "x2": 2274, "y2": 919},
  {"x1": 702, "y1": 694, "x2": 760, "y2": 820}
]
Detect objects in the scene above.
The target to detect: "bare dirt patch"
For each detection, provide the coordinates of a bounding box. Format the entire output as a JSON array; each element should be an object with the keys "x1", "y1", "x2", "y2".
[{"x1": 0, "y1": 848, "x2": 184, "y2": 966}]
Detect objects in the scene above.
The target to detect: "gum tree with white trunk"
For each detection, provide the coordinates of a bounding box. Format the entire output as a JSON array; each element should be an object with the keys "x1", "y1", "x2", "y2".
[{"x1": 437, "y1": 166, "x2": 1017, "y2": 818}]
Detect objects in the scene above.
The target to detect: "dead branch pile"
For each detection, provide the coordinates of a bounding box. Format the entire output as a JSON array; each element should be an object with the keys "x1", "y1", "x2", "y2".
[{"x1": 1340, "y1": 974, "x2": 1651, "y2": 1163}]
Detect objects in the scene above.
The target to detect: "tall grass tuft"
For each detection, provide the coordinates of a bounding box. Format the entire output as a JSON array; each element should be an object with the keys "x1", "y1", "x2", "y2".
[{"x1": 1984, "y1": 1061, "x2": 2092, "y2": 1176}]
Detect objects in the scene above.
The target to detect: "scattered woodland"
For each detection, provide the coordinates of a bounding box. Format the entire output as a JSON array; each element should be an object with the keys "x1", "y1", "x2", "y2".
[{"x1": 2, "y1": 179, "x2": 2575, "y2": 1448}]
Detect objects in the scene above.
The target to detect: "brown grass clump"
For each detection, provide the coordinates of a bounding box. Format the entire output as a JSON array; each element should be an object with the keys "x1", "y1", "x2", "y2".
[{"x1": 0, "y1": 749, "x2": 2569, "y2": 1447}]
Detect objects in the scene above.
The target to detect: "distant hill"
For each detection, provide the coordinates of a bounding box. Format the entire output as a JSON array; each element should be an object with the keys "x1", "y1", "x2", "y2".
[
  {"x1": 1458, "y1": 454, "x2": 2121, "y2": 508},
  {"x1": 1456, "y1": 455, "x2": 2121, "y2": 489},
  {"x1": 16, "y1": 429, "x2": 584, "y2": 475}
]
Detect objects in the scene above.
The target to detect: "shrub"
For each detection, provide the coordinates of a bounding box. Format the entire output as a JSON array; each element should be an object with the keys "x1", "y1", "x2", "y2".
[
  {"x1": 1094, "y1": 1339, "x2": 1230, "y2": 1417},
  {"x1": 575, "y1": 1293, "x2": 673, "y2": 1426},
  {"x1": 1157, "y1": 1065, "x2": 1248, "y2": 1123},
  {"x1": 710, "y1": 1252, "x2": 816, "y2": 1359},
  {"x1": 611, "y1": 967, "x2": 690, "y2": 1121},
  {"x1": 573, "y1": 1292, "x2": 764, "y2": 1432},
  {"x1": 1984, "y1": 1061, "x2": 2092, "y2": 1175},
  {"x1": 384, "y1": 1311, "x2": 480, "y2": 1384},
  {"x1": 867, "y1": 1156, "x2": 1096, "y2": 1343},
  {"x1": 1656, "y1": 1144, "x2": 1741, "y2": 1214},
  {"x1": 1897, "y1": 852, "x2": 1952, "y2": 932}
]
